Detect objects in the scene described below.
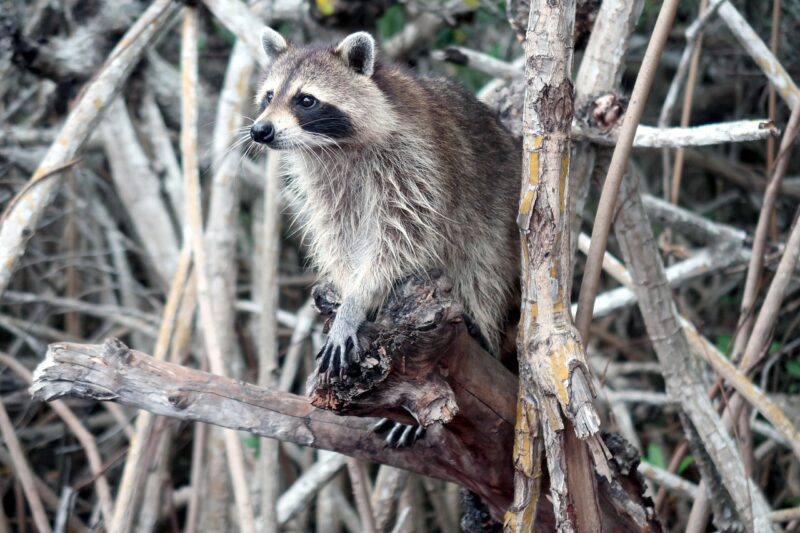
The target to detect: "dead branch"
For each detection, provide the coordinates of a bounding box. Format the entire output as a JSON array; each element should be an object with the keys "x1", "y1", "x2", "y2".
[
  {"x1": 257, "y1": 154, "x2": 282, "y2": 531},
  {"x1": 30, "y1": 272, "x2": 658, "y2": 528},
  {"x1": 613, "y1": 170, "x2": 773, "y2": 531},
  {"x1": 584, "y1": 247, "x2": 747, "y2": 319},
  {"x1": 0, "y1": 388, "x2": 51, "y2": 533},
  {"x1": 732, "y1": 103, "x2": 800, "y2": 363},
  {"x1": 0, "y1": 0, "x2": 181, "y2": 298},
  {"x1": 572, "y1": 119, "x2": 779, "y2": 148},
  {"x1": 717, "y1": 1, "x2": 800, "y2": 108},
  {"x1": 100, "y1": 97, "x2": 180, "y2": 285},
  {"x1": 574, "y1": 0, "x2": 681, "y2": 342},
  {"x1": 303, "y1": 273, "x2": 516, "y2": 521},
  {"x1": 568, "y1": 0, "x2": 643, "y2": 266},
  {"x1": 510, "y1": 0, "x2": 606, "y2": 529},
  {"x1": 431, "y1": 47, "x2": 521, "y2": 80},
  {"x1": 179, "y1": 7, "x2": 255, "y2": 532},
  {"x1": 205, "y1": 36, "x2": 256, "y2": 531},
  {"x1": 31, "y1": 335, "x2": 515, "y2": 518}
]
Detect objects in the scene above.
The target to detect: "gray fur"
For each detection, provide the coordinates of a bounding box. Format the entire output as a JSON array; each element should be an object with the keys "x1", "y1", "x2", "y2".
[
  {"x1": 261, "y1": 27, "x2": 288, "y2": 62},
  {"x1": 335, "y1": 32, "x2": 376, "y2": 76},
  {"x1": 253, "y1": 30, "x2": 521, "y2": 357}
]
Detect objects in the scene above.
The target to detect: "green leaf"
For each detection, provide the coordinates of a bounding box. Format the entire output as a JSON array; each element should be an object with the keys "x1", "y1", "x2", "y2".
[
  {"x1": 715, "y1": 334, "x2": 732, "y2": 357},
  {"x1": 315, "y1": 0, "x2": 336, "y2": 16},
  {"x1": 243, "y1": 435, "x2": 261, "y2": 458},
  {"x1": 376, "y1": 5, "x2": 406, "y2": 40},
  {"x1": 784, "y1": 496, "x2": 800, "y2": 506},
  {"x1": 213, "y1": 23, "x2": 236, "y2": 46},
  {"x1": 644, "y1": 442, "x2": 666, "y2": 469},
  {"x1": 786, "y1": 360, "x2": 800, "y2": 378},
  {"x1": 677, "y1": 455, "x2": 694, "y2": 474}
]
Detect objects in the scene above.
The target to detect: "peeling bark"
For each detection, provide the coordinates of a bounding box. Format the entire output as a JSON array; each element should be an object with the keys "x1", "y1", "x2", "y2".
[{"x1": 509, "y1": 2, "x2": 606, "y2": 531}]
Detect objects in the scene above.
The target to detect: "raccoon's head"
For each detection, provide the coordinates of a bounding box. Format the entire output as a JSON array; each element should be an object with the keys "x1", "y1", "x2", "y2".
[{"x1": 250, "y1": 28, "x2": 397, "y2": 151}]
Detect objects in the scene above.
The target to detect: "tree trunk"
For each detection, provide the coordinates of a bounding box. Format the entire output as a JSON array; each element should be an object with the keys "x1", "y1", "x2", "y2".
[{"x1": 508, "y1": 2, "x2": 604, "y2": 531}]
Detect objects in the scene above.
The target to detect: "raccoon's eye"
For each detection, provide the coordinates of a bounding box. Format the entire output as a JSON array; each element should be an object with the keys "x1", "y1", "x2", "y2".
[{"x1": 298, "y1": 94, "x2": 317, "y2": 108}]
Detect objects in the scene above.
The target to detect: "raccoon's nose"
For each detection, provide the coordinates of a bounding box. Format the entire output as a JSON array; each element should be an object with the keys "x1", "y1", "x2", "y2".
[{"x1": 250, "y1": 121, "x2": 275, "y2": 144}]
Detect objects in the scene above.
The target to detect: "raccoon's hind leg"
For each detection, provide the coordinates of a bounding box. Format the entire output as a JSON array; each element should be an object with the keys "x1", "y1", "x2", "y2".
[
  {"x1": 372, "y1": 418, "x2": 426, "y2": 448},
  {"x1": 317, "y1": 297, "x2": 367, "y2": 378}
]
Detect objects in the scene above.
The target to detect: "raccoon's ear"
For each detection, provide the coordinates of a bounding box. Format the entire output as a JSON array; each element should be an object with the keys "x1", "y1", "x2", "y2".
[
  {"x1": 261, "y1": 27, "x2": 288, "y2": 62},
  {"x1": 335, "y1": 32, "x2": 375, "y2": 77}
]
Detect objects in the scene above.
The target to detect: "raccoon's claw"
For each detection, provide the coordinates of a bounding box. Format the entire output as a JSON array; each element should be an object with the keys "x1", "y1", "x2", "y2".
[
  {"x1": 373, "y1": 418, "x2": 426, "y2": 448},
  {"x1": 316, "y1": 323, "x2": 359, "y2": 381}
]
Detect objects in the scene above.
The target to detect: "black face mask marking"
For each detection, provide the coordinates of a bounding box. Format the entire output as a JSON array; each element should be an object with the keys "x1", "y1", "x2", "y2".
[{"x1": 295, "y1": 99, "x2": 353, "y2": 139}]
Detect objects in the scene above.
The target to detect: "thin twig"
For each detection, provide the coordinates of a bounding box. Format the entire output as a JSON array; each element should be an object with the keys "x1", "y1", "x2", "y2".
[
  {"x1": 574, "y1": 119, "x2": 778, "y2": 148},
  {"x1": 740, "y1": 207, "x2": 800, "y2": 373},
  {"x1": 681, "y1": 318, "x2": 800, "y2": 461},
  {"x1": 0, "y1": 159, "x2": 81, "y2": 227},
  {"x1": 717, "y1": 0, "x2": 800, "y2": 108},
  {"x1": 0, "y1": 395, "x2": 52, "y2": 533},
  {"x1": 732, "y1": 102, "x2": 800, "y2": 363},
  {"x1": 258, "y1": 154, "x2": 282, "y2": 531},
  {"x1": 766, "y1": 0, "x2": 782, "y2": 175},
  {"x1": 346, "y1": 458, "x2": 377, "y2": 533},
  {"x1": 669, "y1": 0, "x2": 708, "y2": 203},
  {"x1": 179, "y1": 8, "x2": 256, "y2": 533},
  {"x1": 183, "y1": 422, "x2": 206, "y2": 533},
  {"x1": 0, "y1": 354, "x2": 114, "y2": 524},
  {"x1": 575, "y1": 0, "x2": 682, "y2": 342},
  {"x1": 109, "y1": 238, "x2": 191, "y2": 533}
]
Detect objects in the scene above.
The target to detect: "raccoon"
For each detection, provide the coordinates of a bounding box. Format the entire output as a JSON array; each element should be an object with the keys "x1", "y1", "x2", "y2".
[{"x1": 251, "y1": 28, "x2": 521, "y2": 378}]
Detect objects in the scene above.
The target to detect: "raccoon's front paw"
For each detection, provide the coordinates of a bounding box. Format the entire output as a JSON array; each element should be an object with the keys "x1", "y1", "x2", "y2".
[
  {"x1": 316, "y1": 319, "x2": 361, "y2": 379},
  {"x1": 373, "y1": 418, "x2": 426, "y2": 448}
]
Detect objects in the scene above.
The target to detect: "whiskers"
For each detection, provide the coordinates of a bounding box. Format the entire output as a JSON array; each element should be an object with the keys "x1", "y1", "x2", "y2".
[{"x1": 201, "y1": 120, "x2": 266, "y2": 186}]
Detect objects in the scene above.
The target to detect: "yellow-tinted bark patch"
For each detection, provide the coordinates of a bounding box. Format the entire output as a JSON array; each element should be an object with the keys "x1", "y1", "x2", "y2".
[
  {"x1": 559, "y1": 149, "x2": 569, "y2": 213},
  {"x1": 549, "y1": 340, "x2": 574, "y2": 406},
  {"x1": 554, "y1": 287, "x2": 564, "y2": 314},
  {"x1": 509, "y1": 399, "x2": 540, "y2": 531},
  {"x1": 528, "y1": 153, "x2": 539, "y2": 186},
  {"x1": 528, "y1": 135, "x2": 543, "y2": 184},
  {"x1": 513, "y1": 398, "x2": 534, "y2": 476},
  {"x1": 519, "y1": 189, "x2": 534, "y2": 215},
  {"x1": 542, "y1": 397, "x2": 563, "y2": 431}
]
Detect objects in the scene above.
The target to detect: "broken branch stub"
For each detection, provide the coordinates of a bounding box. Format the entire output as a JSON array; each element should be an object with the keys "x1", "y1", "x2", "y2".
[{"x1": 307, "y1": 272, "x2": 495, "y2": 429}]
